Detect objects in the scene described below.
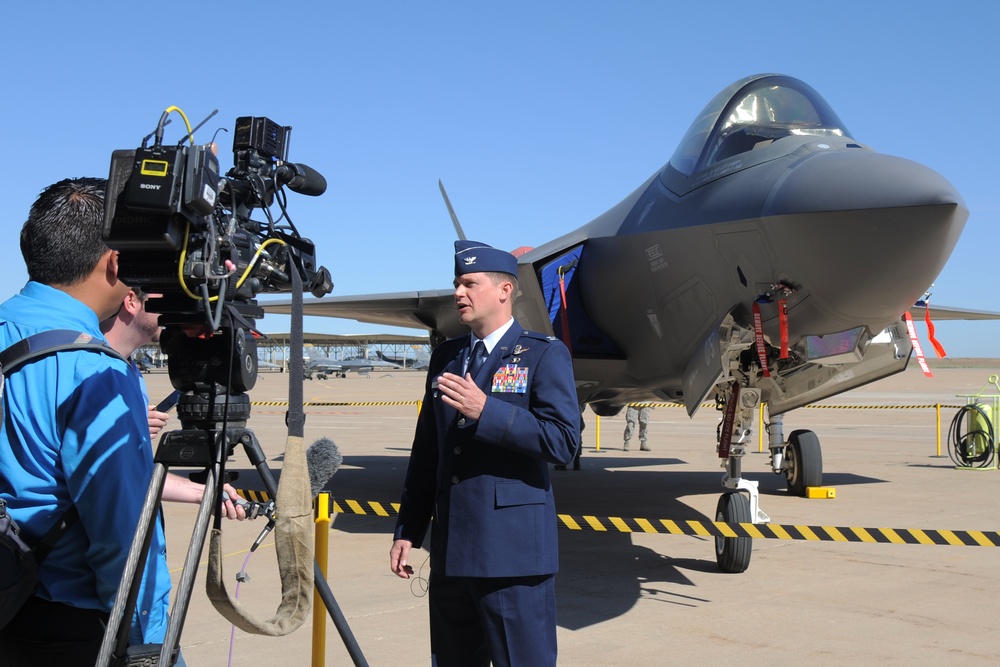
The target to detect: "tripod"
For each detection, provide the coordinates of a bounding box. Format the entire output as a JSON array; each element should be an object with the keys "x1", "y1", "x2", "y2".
[
  {"x1": 96, "y1": 412, "x2": 368, "y2": 665},
  {"x1": 95, "y1": 326, "x2": 368, "y2": 665}
]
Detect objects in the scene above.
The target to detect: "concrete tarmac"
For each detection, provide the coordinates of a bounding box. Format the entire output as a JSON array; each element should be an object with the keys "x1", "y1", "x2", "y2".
[{"x1": 146, "y1": 363, "x2": 1000, "y2": 666}]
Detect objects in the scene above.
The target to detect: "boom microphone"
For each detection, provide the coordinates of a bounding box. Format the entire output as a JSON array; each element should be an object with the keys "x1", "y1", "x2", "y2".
[
  {"x1": 275, "y1": 162, "x2": 327, "y2": 196},
  {"x1": 240, "y1": 438, "x2": 340, "y2": 552},
  {"x1": 307, "y1": 437, "x2": 342, "y2": 496}
]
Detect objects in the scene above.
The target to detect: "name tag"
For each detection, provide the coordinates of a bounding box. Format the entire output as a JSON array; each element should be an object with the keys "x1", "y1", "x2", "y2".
[{"x1": 492, "y1": 365, "x2": 528, "y2": 393}]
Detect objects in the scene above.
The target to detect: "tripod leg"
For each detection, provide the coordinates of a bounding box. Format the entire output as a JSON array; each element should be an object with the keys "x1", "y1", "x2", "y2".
[
  {"x1": 97, "y1": 462, "x2": 169, "y2": 666},
  {"x1": 157, "y1": 465, "x2": 222, "y2": 665}
]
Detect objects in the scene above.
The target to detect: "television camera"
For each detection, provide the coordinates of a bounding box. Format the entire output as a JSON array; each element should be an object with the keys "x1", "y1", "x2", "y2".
[{"x1": 103, "y1": 110, "x2": 332, "y2": 423}]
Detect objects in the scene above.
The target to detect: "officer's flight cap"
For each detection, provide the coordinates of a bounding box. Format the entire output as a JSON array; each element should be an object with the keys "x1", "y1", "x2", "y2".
[{"x1": 454, "y1": 240, "x2": 518, "y2": 277}]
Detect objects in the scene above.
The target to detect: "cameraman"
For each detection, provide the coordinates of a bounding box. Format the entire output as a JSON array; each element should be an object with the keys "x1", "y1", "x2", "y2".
[
  {"x1": 0, "y1": 178, "x2": 174, "y2": 665},
  {"x1": 101, "y1": 287, "x2": 248, "y2": 515}
]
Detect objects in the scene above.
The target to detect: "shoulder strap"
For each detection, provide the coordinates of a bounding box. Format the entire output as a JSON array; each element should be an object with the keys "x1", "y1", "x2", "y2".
[
  {"x1": 33, "y1": 504, "x2": 80, "y2": 563},
  {"x1": 0, "y1": 330, "x2": 125, "y2": 560},
  {"x1": 0, "y1": 329, "x2": 127, "y2": 376}
]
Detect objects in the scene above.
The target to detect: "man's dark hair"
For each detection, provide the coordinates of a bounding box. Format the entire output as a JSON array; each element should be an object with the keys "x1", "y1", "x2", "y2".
[{"x1": 20, "y1": 177, "x2": 109, "y2": 286}]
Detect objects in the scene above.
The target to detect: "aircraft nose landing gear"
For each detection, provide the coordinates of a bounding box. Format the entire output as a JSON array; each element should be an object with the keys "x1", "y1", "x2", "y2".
[
  {"x1": 715, "y1": 382, "x2": 769, "y2": 573},
  {"x1": 715, "y1": 492, "x2": 751, "y2": 573},
  {"x1": 712, "y1": 383, "x2": 826, "y2": 572}
]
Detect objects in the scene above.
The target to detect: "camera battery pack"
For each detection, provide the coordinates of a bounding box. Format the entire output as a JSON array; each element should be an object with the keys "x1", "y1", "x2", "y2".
[
  {"x1": 125, "y1": 146, "x2": 185, "y2": 213},
  {"x1": 105, "y1": 149, "x2": 185, "y2": 250},
  {"x1": 184, "y1": 145, "x2": 220, "y2": 215}
]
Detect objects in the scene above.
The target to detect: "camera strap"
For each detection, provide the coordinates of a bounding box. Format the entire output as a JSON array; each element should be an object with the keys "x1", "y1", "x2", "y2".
[
  {"x1": 286, "y1": 267, "x2": 306, "y2": 437},
  {"x1": 205, "y1": 267, "x2": 314, "y2": 635}
]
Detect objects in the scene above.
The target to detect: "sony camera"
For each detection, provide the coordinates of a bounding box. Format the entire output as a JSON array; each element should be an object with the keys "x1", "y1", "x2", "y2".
[
  {"x1": 102, "y1": 112, "x2": 333, "y2": 403},
  {"x1": 103, "y1": 113, "x2": 333, "y2": 325}
]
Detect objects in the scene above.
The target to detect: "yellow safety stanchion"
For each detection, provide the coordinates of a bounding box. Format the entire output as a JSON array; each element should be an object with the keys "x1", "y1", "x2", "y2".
[
  {"x1": 758, "y1": 403, "x2": 765, "y2": 453},
  {"x1": 936, "y1": 403, "x2": 942, "y2": 457},
  {"x1": 595, "y1": 415, "x2": 601, "y2": 452},
  {"x1": 312, "y1": 492, "x2": 332, "y2": 667}
]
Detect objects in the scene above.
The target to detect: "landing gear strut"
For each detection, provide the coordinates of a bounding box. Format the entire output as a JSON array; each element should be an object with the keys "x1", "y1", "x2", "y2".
[{"x1": 715, "y1": 382, "x2": 768, "y2": 573}]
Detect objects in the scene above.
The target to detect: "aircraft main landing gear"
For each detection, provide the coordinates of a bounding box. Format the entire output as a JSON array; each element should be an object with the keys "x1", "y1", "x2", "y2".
[
  {"x1": 785, "y1": 429, "x2": 823, "y2": 495},
  {"x1": 765, "y1": 414, "x2": 824, "y2": 496}
]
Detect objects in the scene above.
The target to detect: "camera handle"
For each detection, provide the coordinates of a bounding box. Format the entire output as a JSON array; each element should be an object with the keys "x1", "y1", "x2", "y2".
[{"x1": 96, "y1": 427, "x2": 368, "y2": 666}]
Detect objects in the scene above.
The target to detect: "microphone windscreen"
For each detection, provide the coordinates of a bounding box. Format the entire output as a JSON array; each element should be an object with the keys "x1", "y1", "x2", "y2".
[
  {"x1": 307, "y1": 437, "x2": 342, "y2": 496},
  {"x1": 289, "y1": 163, "x2": 327, "y2": 197}
]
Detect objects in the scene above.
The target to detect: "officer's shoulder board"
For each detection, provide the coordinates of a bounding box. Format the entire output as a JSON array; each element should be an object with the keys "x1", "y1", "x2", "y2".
[
  {"x1": 519, "y1": 330, "x2": 559, "y2": 344},
  {"x1": 441, "y1": 335, "x2": 468, "y2": 346}
]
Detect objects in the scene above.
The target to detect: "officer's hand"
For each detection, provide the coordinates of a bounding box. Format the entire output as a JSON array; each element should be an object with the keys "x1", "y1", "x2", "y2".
[
  {"x1": 390, "y1": 539, "x2": 415, "y2": 579},
  {"x1": 438, "y1": 372, "x2": 486, "y2": 420}
]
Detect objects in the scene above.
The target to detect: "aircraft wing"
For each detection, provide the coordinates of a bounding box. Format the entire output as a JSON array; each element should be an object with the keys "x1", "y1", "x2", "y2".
[
  {"x1": 911, "y1": 303, "x2": 1000, "y2": 321},
  {"x1": 315, "y1": 363, "x2": 344, "y2": 372},
  {"x1": 264, "y1": 290, "x2": 462, "y2": 342}
]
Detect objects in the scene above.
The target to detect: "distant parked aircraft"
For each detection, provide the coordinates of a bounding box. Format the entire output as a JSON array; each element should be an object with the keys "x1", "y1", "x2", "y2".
[
  {"x1": 375, "y1": 348, "x2": 430, "y2": 370},
  {"x1": 304, "y1": 352, "x2": 400, "y2": 378}
]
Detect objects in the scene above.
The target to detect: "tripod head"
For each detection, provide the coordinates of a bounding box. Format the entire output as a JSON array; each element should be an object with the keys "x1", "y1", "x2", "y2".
[{"x1": 159, "y1": 307, "x2": 259, "y2": 437}]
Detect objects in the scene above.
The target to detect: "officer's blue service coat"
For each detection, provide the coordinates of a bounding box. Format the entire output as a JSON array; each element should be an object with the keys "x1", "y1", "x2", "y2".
[{"x1": 394, "y1": 320, "x2": 580, "y2": 578}]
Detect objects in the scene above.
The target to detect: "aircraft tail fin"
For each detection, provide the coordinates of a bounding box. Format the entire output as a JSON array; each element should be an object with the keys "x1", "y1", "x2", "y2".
[{"x1": 438, "y1": 179, "x2": 467, "y2": 241}]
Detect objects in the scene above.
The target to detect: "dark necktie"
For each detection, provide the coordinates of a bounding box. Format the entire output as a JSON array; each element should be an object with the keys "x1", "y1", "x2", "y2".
[{"x1": 467, "y1": 340, "x2": 486, "y2": 378}]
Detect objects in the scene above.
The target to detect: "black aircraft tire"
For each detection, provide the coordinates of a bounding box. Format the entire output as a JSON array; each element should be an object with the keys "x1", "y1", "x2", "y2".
[
  {"x1": 715, "y1": 492, "x2": 752, "y2": 573},
  {"x1": 786, "y1": 429, "x2": 823, "y2": 496}
]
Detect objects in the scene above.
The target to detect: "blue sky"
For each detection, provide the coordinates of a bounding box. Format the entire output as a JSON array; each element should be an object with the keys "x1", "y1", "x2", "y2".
[{"x1": 3, "y1": 2, "x2": 998, "y2": 356}]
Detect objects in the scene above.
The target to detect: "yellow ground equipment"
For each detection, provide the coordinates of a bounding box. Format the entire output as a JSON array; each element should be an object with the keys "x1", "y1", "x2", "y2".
[{"x1": 950, "y1": 375, "x2": 999, "y2": 469}]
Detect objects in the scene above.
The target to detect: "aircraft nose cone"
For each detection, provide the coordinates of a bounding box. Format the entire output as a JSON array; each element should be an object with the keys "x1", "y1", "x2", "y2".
[
  {"x1": 762, "y1": 147, "x2": 969, "y2": 331},
  {"x1": 764, "y1": 148, "x2": 966, "y2": 216}
]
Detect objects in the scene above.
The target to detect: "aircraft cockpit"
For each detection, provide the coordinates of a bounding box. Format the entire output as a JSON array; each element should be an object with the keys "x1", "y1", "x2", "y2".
[{"x1": 669, "y1": 74, "x2": 852, "y2": 177}]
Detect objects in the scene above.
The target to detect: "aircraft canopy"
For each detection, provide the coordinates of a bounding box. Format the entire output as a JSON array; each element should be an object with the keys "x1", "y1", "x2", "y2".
[{"x1": 670, "y1": 74, "x2": 852, "y2": 176}]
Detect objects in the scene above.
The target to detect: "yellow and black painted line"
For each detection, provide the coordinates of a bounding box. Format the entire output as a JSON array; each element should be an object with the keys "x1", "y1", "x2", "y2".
[
  {"x1": 801, "y1": 404, "x2": 964, "y2": 411},
  {"x1": 554, "y1": 514, "x2": 1000, "y2": 546},
  {"x1": 233, "y1": 491, "x2": 999, "y2": 547},
  {"x1": 249, "y1": 400, "x2": 962, "y2": 410},
  {"x1": 624, "y1": 403, "x2": 963, "y2": 410}
]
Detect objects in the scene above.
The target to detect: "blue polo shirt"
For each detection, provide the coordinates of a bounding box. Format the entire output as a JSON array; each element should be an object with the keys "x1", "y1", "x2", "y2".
[{"x1": 0, "y1": 281, "x2": 171, "y2": 644}]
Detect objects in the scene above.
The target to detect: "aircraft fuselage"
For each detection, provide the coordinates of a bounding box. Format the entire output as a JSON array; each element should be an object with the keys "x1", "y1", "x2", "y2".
[{"x1": 515, "y1": 76, "x2": 967, "y2": 411}]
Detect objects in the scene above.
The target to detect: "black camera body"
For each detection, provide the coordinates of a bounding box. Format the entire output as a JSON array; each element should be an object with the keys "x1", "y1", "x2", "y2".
[{"x1": 103, "y1": 113, "x2": 332, "y2": 411}]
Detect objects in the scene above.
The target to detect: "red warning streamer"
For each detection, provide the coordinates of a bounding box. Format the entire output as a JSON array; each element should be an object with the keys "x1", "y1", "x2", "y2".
[
  {"x1": 778, "y1": 299, "x2": 789, "y2": 359},
  {"x1": 752, "y1": 302, "x2": 770, "y2": 377},
  {"x1": 904, "y1": 311, "x2": 933, "y2": 378},
  {"x1": 923, "y1": 303, "x2": 947, "y2": 358},
  {"x1": 717, "y1": 381, "x2": 740, "y2": 459},
  {"x1": 557, "y1": 269, "x2": 573, "y2": 355}
]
